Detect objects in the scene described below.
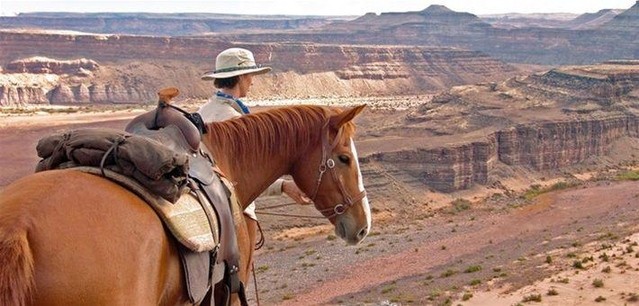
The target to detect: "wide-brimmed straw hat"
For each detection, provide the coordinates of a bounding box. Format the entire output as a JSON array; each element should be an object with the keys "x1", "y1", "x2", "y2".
[{"x1": 201, "y1": 48, "x2": 272, "y2": 80}]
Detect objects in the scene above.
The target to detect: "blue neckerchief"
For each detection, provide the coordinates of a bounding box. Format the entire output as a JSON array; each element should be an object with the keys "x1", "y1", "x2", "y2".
[{"x1": 215, "y1": 91, "x2": 250, "y2": 114}]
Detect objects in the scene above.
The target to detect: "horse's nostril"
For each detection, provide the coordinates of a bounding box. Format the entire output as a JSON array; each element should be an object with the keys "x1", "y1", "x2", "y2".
[{"x1": 357, "y1": 227, "x2": 367, "y2": 240}]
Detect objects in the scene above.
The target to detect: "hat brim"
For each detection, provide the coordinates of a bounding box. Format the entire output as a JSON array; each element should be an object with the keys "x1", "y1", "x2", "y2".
[{"x1": 201, "y1": 66, "x2": 272, "y2": 80}]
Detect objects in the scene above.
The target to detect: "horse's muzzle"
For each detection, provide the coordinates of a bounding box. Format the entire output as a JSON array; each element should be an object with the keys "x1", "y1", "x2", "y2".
[{"x1": 335, "y1": 215, "x2": 369, "y2": 245}]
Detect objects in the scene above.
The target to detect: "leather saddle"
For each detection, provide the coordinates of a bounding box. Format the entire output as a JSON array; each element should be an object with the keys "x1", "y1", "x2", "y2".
[
  {"x1": 124, "y1": 87, "x2": 248, "y2": 306},
  {"x1": 125, "y1": 87, "x2": 203, "y2": 154}
]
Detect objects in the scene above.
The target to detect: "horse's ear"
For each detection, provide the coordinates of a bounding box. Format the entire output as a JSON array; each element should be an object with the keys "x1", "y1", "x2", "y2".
[{"x1": 329, "y1": 104, "x2": 366, "y2": 129}]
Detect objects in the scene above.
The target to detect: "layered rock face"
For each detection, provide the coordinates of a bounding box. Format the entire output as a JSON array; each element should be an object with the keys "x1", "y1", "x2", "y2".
[
  {"x1": 361, "y1": 62, "x2": 639, "y2": 192},
  {"x1": 497, "y1": 117, "x2": 638, "y2": 170},
  {"x1": 367, "y1": 115, "x2": 638, "y2": 192},
  {"x1": 367, "y1": 140, "x2": 496, "y2": 191},
  {"x1": 5, "y1": 57, "x2": 99, "y2": 74},
  {"x1": 0, "y1": 77, "x2": 157, "y2": 106},
  {"x1": 0, "y1": 75, "x2": 53, "y2": 105},
  {"x1": 0, "y1": 34, "x2": 519, "y2": 105},
  {"x1": 0, "y1": 56, "x2": 156, "y2": 106},
  {"x1": 0, "y1": 31, "x2": 230, "y2": 63},
  {"x1": 230, "y1": 24, "x2": 637, "y2": 66}
]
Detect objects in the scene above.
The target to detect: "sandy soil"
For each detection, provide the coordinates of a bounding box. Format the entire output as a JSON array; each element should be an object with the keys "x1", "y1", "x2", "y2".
[
  {"x1": 1, "y1": 108, "x2": 638, "y2": 306},
  {"x1": 252, "y1": 180, "x2": 639, "y2": 306}
]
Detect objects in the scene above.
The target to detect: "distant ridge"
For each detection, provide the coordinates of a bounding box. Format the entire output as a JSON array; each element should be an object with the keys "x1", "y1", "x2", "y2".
[
  {"x1": 419, "y1": 5, "x2": 454, "y2": 14},
  {"x1": 418, "y1": 4, "x2": 482, "y2": 24},
  {"x1": 0, "y1": 12, "x2": 351, "y2": 35},
  {"x1": 479, "y1": 13, "x2": 577, "y2": 29},
  {"x1": 336, "y1": 5, "x2": 487, "y2": 31},
  {"x1": 16, "y1": 11, "x2": 355, "y2": 20},
  {"x1": 566, "y1": 9, "x2": 623, "y2": 29},
  {"x1": 601, "y1": 1, "x2": 639, "y2": 31}
]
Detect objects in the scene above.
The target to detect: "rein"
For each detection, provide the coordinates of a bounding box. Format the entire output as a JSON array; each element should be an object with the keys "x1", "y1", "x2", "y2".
[{"x1": 256, "y1": 202, "x2": 326, "y2": 219}]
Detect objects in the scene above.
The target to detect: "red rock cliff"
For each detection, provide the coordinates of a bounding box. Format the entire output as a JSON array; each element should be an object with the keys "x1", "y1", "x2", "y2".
[
  {"x1": 361, "y1": 62, "x2": 639, "y2": 191},
  {"x1": 0, "y1": 32, "x2": 519, "y2": 105}
]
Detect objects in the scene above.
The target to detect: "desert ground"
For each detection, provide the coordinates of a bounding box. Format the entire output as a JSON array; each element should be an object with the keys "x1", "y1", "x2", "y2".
[{"x1": 1, "y1": 102, "x2": 638, "y2": 306}]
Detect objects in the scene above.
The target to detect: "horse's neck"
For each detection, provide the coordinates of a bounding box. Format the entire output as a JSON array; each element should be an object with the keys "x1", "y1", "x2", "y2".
[
  {"x1": 222, "y1": 153, "x2": 289, "y2": 207},
  {"x1": 205, "y1": 113, "x2": 320, "y2": 208}
]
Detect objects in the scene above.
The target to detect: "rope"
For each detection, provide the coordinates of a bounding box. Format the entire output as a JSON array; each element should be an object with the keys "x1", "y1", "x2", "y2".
[
  {"x1": 257, "y1": 202, "x2": 299, "y2": 210},
  {"x1": 252, "y1": 263, "x2": 261, "y2": 306},
  {"x1": 255, "y1": 201, "x2": 327, "y2": 219},
  {"x1": 255, "y1": 211, "x2": 326, "y2": 219},
  {"x1": 99, "y1": 136, "x2": 125, "y2": 177},
  {"x1": 254, "y1": 220, "x2": 265, "y2": 250}
]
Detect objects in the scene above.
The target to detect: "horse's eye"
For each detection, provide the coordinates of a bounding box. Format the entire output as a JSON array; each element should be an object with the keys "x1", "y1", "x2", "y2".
[{"x1": 338, "y1": 155, "x2": 351, "y2": 164}]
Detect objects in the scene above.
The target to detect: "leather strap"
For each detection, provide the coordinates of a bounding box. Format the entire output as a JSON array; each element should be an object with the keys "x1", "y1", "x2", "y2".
[{"x1": 198, "y1": 174, "x2": 248, "y2": 306}]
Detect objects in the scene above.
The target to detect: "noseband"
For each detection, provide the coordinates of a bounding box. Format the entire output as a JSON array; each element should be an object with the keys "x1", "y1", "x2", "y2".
[{"x1": 309, "y1": 121, "x2": 367, "y2": 219}]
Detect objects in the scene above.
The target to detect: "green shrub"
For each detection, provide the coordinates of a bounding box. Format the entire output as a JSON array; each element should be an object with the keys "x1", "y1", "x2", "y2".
[
  {"x1": 522, "y1": 294, "x2": 542, "y2": 302},
  {"x1": 440, "y1": 269, "x2": 457, "y2": 278},
  {"x1": 462, "y1": 292, "x2": 473, "y2": 301},
  {"x1": 615, "y1": 170, "x2": 639, "y2": 181},
  {"x1": 592, "y1": 279, "x2": 604, "y2": 288},
  {"x1": 522, "y1": 181, "x2": 577, "y2": 200},
  {"x1": 451, "y1": 198, "x2": 471, "y2": 212},
  {"x1": 464, "y1": 265, "x2": 482, "y2": 273}
]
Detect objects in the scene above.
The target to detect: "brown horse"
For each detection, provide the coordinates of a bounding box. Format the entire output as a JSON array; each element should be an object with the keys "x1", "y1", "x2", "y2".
[{"x1": 0, "y1": 104, "x2": 371, "y2": 305}]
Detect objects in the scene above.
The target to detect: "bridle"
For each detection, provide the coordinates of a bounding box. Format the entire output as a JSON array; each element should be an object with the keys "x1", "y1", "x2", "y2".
[
  {"x1": 255, "y1": 120, "x2": 367, "y2": 219},
  {"x1": 308, "y1": 120, "x2": 367, "y2": 219}
]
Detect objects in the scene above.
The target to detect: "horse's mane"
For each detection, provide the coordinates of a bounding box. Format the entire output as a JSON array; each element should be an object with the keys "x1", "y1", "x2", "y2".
[{"x1": 207, "y1": 105, "x2": 349, "y2": 163}]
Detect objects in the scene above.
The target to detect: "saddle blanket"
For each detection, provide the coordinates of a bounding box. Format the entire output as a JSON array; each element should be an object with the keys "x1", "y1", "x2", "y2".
[{"x1": 74, "y1": 166, "x2": 219, "y2": 252}]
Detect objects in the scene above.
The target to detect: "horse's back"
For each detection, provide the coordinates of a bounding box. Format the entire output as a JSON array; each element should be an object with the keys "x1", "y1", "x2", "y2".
[{"x1": 0, "y1": 169, "x2": 188, "y2": 305}]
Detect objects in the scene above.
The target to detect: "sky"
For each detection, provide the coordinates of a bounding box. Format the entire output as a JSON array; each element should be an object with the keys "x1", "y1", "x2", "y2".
[{"x1": 0, "y1": 0, "x2": 637, "y2": 17}]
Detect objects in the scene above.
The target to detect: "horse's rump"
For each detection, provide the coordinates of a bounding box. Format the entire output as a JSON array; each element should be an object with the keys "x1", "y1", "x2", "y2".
[{"x1": 0, "y1": 169, "x2": 187, "y2": 305}]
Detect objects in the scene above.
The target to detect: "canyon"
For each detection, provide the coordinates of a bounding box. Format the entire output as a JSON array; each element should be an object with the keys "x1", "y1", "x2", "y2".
[
  {"x1": 1, "y1": 3, "x2": 639, "y2": 305},
  {"x1": 0, "y1": 36, "x2": 521, "y2": 105},
  {"x1": 1, "y1": 2, "x2": 638, "y2": 195},
  {"x1": 358, "y1": 61, "x2": 639, "y2": 192},
  {"x1": 1, "y1": 1, "x2": 637, "y2": 108}
]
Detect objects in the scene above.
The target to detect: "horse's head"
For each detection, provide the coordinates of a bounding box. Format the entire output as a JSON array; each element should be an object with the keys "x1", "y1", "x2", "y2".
[
  {"x1": 292, "y1": 105, "x2": 371, "y2": 245},
  {"x1": 204, "y1": 104, "x2": 372, "y2": 245}
]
